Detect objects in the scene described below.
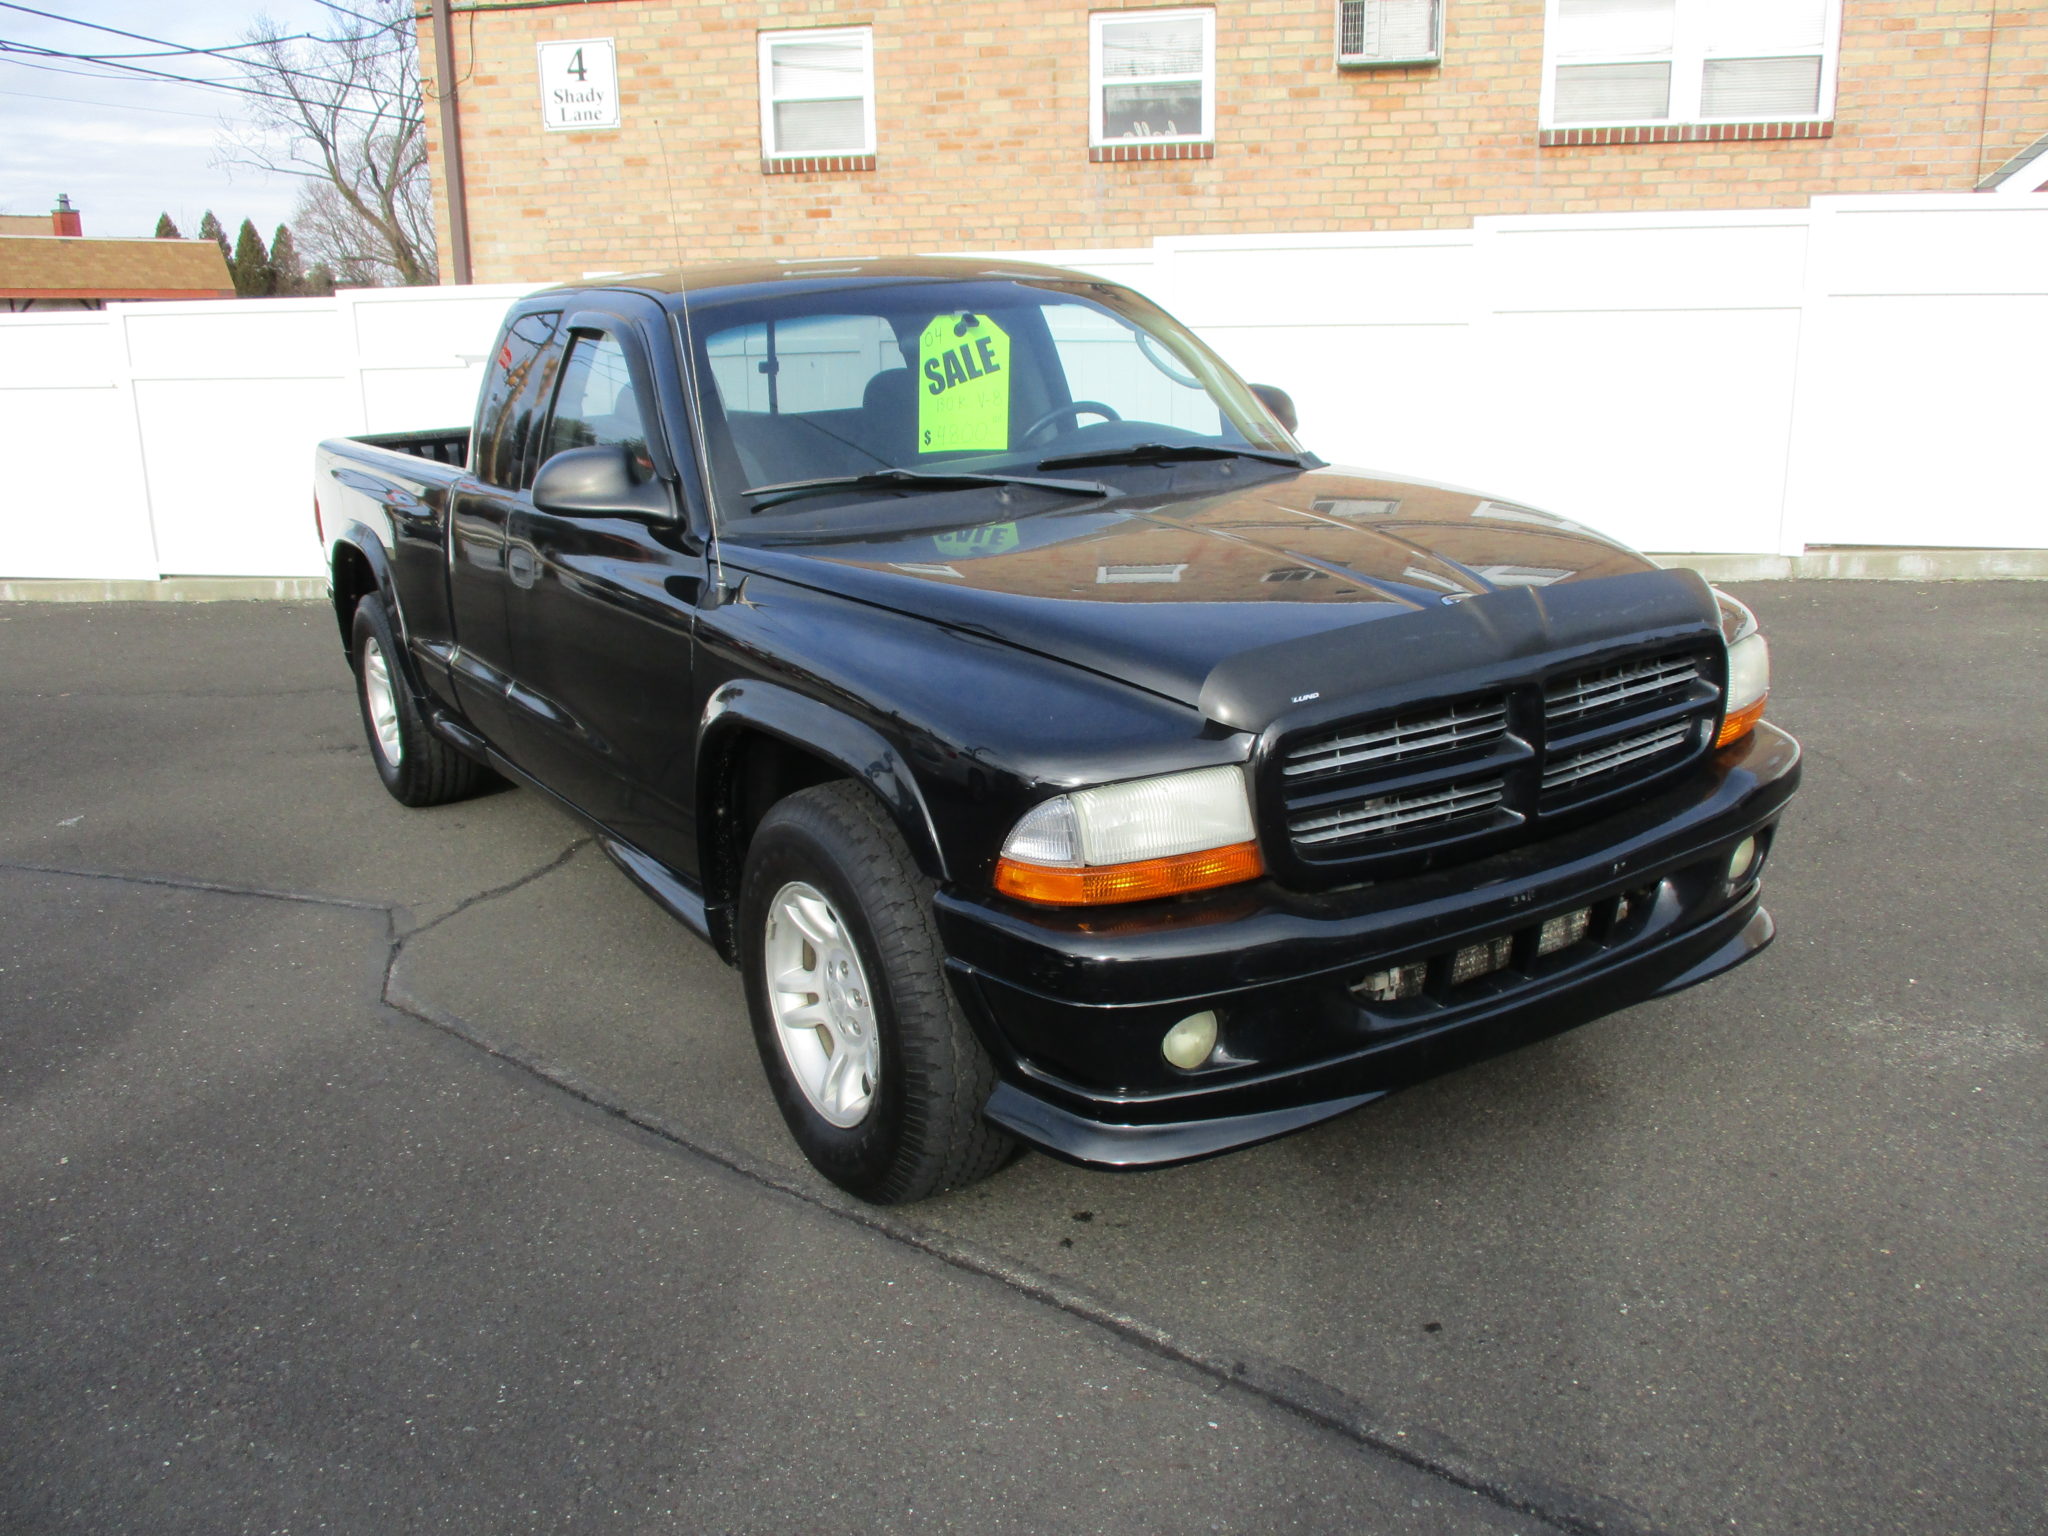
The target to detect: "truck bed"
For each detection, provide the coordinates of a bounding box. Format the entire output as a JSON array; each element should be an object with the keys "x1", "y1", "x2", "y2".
[
  {"x1": 351, "y1": 427, "x2": 470, "y2": 466},
  {"x1": 315, "y1": 430, "x2": 472, "y2": 576}
]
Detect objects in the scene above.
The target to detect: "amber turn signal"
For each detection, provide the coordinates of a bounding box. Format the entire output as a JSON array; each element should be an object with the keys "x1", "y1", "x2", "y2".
[
  {"x1": 994, "y1": 841, "x2": 1265, "y2": 907},
  {"x1": 1716, "y1": 694, "x2": 1767, "y2": 748}
]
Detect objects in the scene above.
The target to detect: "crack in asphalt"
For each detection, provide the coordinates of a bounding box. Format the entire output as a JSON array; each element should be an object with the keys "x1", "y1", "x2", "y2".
[
  {"x1": 2, "y1": 852, "x2": 1661, "y2": 1536},
  {"x1": 0, "y1": 861, "x2": 398, "y2": 915},
  {"x1": 391, "y1": 837, "x2": 593, "y2": 948}
]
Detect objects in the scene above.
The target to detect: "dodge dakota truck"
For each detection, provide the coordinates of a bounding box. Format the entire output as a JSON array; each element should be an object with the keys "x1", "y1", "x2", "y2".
[{"x1": 315, "y1": 257, "x2": 1799, "y2": 1204}]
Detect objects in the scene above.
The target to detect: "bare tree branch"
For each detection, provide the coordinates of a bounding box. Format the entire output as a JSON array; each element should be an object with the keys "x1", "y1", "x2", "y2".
[{"x1": 217, "y1": 0, "x2": 437, "y2": 287}]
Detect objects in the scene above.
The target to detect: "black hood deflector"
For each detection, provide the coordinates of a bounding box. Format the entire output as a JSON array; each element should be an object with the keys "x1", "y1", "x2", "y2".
[{"x1": 1198, "y1": 567, "x2": 1722, "y2": 733}]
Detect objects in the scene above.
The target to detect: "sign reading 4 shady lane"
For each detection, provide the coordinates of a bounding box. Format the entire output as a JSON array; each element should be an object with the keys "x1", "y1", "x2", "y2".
[
  {"x1": 918, "y1": 313, "x2": 1011, "y2": 454},
  {"x1": 537, "y1": 39, "x2": 620, "y2": 131}
]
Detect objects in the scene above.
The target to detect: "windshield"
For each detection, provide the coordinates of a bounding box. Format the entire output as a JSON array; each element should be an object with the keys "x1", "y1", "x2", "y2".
[{"x1": 682, "y1": 275, "x2": 1301, "y2": 537}]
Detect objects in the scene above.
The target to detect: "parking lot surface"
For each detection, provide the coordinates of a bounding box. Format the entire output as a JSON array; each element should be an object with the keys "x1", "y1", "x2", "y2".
[{"x1": 2, "y1": 583, "x2": 2043, "y2": 1535}]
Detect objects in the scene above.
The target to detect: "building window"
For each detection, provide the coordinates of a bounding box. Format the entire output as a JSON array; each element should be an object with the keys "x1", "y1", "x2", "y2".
[
  {"x1": 1337, "y1": 0, "x2": 1441, "y2": 69},
  {"x1": 1098, "y1": 563, "x2": 1189, "y2": 584},
  {"x1": 1090, "y1": 9, "x2": 1214, "y2": 147},
  {"x1": 1540, "y1": 0, "x2": 1839, "y2": 132},
  {"x1": 1313, "y1": 497, "x2": 1402, "y2": 518},
  {"x1": 758, "y1": 27, "x2": 874, "y2": 162}
]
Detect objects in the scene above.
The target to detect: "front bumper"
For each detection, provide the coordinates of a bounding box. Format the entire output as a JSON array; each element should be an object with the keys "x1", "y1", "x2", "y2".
[{"x1": 936, "y1": 722, "x2": 1801, "y2": 1168}]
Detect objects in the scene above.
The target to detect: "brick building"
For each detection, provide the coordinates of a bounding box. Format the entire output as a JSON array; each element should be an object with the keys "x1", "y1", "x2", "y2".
[{"x1": 419, "y1": 0, "x2": 2048, "y2": 283}]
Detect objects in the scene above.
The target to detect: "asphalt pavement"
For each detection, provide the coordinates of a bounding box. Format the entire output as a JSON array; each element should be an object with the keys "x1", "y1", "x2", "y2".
[{"x1": 1, "y1": 584, "x2": 2043, "y2": 1535}]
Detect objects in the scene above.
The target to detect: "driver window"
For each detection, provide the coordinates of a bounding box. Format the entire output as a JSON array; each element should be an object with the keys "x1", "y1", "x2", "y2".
[
  {"x1": 545, "y1": 331, "x2": 650, "y2": 469},
  {"x1": 1042, "y1": 303, "x2": 1221, "y2": 438}
]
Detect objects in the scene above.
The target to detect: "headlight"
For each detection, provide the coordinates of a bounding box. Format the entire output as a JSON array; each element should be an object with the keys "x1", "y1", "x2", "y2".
[
  {"x1": 994, "y1": 764, "x2": 1263, "y2": 906},
  {"x1": 1712, "y1": 589, "x2": 1769, "y2": 748},
  {"x1": 1716, "y1": 589, "x2": 1756, "y2": 646}
]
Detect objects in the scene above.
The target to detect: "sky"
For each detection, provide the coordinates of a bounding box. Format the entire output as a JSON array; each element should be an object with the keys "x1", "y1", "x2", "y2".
[{"x1": 0, "y1": 0, "x2": 369, "y2": 239}]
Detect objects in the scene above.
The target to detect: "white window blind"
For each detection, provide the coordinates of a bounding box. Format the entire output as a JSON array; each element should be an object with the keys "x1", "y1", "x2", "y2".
[
  {"x1": 1543, "y1": 0, "x2": 1837, "y2": 127},
  {"x1": 1701, "y1": 55, "x2": 1823, "y2": 118},
  {"x1": 1555, "y1": 62, "x2": 1671, "y2": 122},
  {"x1": 759, "y1": 27, "x2": 874, "y2": 158},
  {"x1": 1090, "y1": 8, "x2": 1215, "y2": 144},
  {"x1": 1338, "y1": 0, "x2": 1441, "y2": 65}
]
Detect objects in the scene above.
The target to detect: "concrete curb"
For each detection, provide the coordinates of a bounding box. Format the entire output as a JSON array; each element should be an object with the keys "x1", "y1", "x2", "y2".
[
  {"x1": 1651, "y1": 548, "x2": 2048, "y2": 582},
  {"x1": 4, "y1": 549, "x2": 2047, "y2": 603},
  {"x1": 0, "y1": 577, "x2": 330, "y2": 603}
]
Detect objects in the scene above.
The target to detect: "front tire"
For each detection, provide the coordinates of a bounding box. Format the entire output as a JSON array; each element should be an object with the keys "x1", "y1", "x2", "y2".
[
  {"x1": 350, "y1": 593, "x2": 490, "y2": 808},
  {"x1": 739, "y1": 782, "x2": 1015, "y2": 1204}
]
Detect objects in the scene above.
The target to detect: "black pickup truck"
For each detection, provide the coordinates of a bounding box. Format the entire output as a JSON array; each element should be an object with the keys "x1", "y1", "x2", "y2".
[{"x1": 316, "y1": 257, "x2": 1798, "y2": 1203}]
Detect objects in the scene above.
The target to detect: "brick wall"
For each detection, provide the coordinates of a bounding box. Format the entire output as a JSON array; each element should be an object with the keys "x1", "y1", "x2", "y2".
[{"x1": 420, "y1": 1, "x2": 2048, "y2": 283}]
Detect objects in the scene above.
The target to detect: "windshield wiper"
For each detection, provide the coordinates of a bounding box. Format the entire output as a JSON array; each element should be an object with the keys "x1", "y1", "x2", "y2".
[
  {"x1": 1036, "y1": 442, "x2": 1303, "y2": 471},
  {"x1": 741, "y1": 468, "x2": 1114, "y2": 513}
]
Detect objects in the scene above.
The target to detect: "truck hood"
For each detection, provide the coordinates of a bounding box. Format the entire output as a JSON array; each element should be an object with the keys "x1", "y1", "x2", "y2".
[{"x1": 722, "y1": 465, "x2": 1670, "y2": 714}]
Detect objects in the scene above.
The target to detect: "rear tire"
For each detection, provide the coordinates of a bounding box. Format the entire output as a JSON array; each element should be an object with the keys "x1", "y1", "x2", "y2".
[
  {"x1": 739, "y1": 782, "x2": 1015, "y2": 1204},
  {"x1": 350, "y1": 592, "x2": 491, "y2": 808}
]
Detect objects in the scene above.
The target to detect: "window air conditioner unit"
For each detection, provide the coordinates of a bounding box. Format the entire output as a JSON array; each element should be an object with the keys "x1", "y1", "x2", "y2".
[{"x1": 1338, "y1": 0, "x2": 1441, "y2": 67}]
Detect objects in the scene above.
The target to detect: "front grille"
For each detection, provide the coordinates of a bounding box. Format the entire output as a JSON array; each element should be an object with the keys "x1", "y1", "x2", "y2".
[
  {"x1": 1283, "y1": 697, "x2": 1507, "y2": 780},
  {"x1": 1269, "y1": 641, "x2": 1722, "y2": 873},
  {"x1": 1289, "y1": 776, "x2": 1505, "y2": 847},
  {"x1": 1544, "y1": 650, "x2": 1701, "y2": 725},
  {"x1": 1541, "y1": 721, "x2": 1694, "y2": 794}
]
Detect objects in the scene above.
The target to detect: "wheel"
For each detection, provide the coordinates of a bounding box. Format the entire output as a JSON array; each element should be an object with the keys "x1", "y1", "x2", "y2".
[
  {"x1": 739, "y1": 782, "x2": 1016, "y2": 1203},
  {"x1": 1021, "y1": 399, "x2": 1121, "y2": 445},
  {"x1": 350, "y1": 592, "x2": 492, "y2": 807}
]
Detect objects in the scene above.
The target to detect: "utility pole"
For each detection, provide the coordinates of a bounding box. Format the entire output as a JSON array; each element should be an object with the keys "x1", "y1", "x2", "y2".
[{"x1": 430, "y1": 0, "x2": 473, "y2": 284}]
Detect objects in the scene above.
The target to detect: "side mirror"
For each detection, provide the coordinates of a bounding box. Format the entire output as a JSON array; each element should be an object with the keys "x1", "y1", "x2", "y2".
[
  {"x1": 1248, "y1": 383, "x2": 1299, "y2": 435},
  {"x1": 532, "y1": 444, "x2": 671, "y2": 520}
]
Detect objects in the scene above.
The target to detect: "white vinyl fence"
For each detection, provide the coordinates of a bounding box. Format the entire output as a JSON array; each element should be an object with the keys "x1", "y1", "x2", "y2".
[
  {"x1": 0, "y1": 283, "x2": 536, "y2": 581},
  {"x1": 2, "y1": 194, "x2": 2041, "y2": 581}
]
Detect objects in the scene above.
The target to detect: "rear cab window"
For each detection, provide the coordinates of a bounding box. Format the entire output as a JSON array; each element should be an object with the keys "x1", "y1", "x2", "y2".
[{"x1": 473, "y1": 309, "x2": 565, "y2": 490}]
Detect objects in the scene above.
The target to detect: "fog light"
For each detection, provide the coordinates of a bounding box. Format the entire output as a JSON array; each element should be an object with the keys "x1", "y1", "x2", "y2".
[
  {"x1": 1161, "y1": 1010, "x2": 1219, "y2": 1070},
  {"x1": 1727, "y1": 835, "x2": 1759, "y2": 885},
  {"x1": 1536, "y1": 906, "x2": 1592, "y2": 957},
  {"x1": 1449, "y1": 935, "x2": 1515, "y2": 986},
  {"x1": 1354, "y1": 961, "x2": 1427, "y2": 1004}
]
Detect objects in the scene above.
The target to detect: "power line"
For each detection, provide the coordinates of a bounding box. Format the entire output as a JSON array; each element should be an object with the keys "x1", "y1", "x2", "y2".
[
  {"x1": 0, "y1": 3, "x2": 315, "y2": 57},
  {"x1": 0, "y1": 82, "x2": 233, "y2": 120},
  {"x1": 0, "y1": 43, "x2": 409, "y2": 122},
  {"x1": 312, "y1": 2, "x2": 410, "y2": 33},
  {"x1": 0, "y1": 4, "x2": 410, "y2": 101},
  {"x1": 33, "y1": 42, "x2": 305, "y2": 61},
  {"x1": 0, "y1": 2, "x2": 385, "y2": 53}
]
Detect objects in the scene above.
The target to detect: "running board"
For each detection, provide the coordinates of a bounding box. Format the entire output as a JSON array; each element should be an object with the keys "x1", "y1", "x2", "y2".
[
  {"x1": 423, "y1": 724, "x2": 732, "y2": 961},
  {"x1": 426, "y1": 709, "x2": 489, "y2": 758},
  {"x1": 600, "y1": 836, "x2": 721, "y2": 951}
]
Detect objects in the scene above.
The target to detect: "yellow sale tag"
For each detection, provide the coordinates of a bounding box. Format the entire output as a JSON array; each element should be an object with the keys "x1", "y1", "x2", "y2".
[{"x1": 917, "y1": 312, "x2": 1011, "y2": 454}]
